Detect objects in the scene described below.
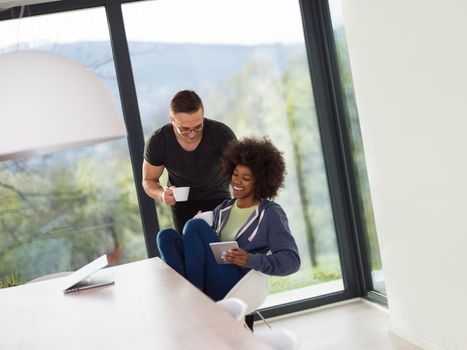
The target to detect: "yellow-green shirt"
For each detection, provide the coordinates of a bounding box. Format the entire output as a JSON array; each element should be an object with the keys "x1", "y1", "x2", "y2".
[{"x1": 220, "y1": 200, "x2": 258, "y2": 241}]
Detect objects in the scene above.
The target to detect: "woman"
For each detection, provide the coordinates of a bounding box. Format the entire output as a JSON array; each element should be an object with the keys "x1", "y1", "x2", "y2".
[{"x1": 156, "y1": 137, "x2": 300, "y2": 301}]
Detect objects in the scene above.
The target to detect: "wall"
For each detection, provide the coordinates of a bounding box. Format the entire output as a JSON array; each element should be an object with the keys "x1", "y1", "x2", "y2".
[{"x1": 341, "y1": 1, "x2": 467, "y2": 349}]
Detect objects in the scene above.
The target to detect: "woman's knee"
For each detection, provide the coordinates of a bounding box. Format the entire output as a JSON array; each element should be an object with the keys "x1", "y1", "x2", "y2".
[
  {"x1": 183, "y1": 218, "x2": 207, "y2": 235},
  {"x1": 184, "y1": 218, "x2": 215, "y2": 239},
  {"x1": 183, "y1": 219, "x2": 209, "y2": 233},
  {"x1": 156, "y1": 228, "x2": 179, "y2": 249},
  {"x1": 183, "y1": 219, "x2": 218, "y2": 248}
]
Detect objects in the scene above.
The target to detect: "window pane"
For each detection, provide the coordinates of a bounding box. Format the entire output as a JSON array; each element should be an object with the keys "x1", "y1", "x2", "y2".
[
  {"x1": 0, "y1": 8, "x2": 146, "y2": 287},
  {"x1": 328, "y1": 0, "x2": 386, "y2": 294},
  {"x1": 123, "y1": 0, "x2": 344, "y2": 306}
]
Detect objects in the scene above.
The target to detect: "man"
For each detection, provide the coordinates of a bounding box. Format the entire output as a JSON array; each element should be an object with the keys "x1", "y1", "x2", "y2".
[{"x1": 143, "y1": 90, "x2": 237, "y2": 233}]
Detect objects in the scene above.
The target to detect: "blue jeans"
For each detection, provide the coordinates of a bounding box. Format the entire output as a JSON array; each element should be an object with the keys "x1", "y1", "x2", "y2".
[{"x1": 156, "y1": 219, "x2": 242, "y2": 301}]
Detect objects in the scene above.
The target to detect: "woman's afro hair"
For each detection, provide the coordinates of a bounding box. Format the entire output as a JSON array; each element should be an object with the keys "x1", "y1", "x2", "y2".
[{"x1": 222, "y1": 137, "x2": 286, "y2": 200}]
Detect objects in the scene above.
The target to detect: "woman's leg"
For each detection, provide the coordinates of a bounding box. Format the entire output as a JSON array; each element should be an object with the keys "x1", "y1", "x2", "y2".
[
  {"x1": 183, "y1": 219, "x2": 242, "y2": 301},
  {"x1": 156, "y1": 228, "x2": 185, "y2": 276}
]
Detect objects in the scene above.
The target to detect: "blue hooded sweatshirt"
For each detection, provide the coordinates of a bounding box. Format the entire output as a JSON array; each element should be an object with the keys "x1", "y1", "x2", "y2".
[{"x1": 212, "y1": 199, "x2": 301, "y2": 276}]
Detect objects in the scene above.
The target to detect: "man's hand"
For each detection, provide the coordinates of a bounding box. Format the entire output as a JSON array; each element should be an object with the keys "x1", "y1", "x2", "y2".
[
  {"x1": 162, "y1": 186, "x2": 176, "y2": 206},
  {"x1": 221, "y1": 248, "x2": 249, "y2": 267},
  {"x1": 142, "y1": 161, "x2": 176, "y2": 206}
]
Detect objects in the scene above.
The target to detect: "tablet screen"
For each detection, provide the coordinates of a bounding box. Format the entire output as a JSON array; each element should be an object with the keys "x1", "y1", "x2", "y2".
[{"x1": 209, "y1": 241, "x2": 239, "y2": 264}]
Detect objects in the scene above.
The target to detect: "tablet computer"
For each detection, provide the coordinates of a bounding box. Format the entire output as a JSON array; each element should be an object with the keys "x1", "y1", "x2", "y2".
[{"x1": 209, "y1": 241, "x2": 239, "y2": 264}]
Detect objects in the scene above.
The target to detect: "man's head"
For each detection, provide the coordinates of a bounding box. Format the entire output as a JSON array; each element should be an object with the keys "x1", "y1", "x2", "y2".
[
  {"x1": 170, "y1": 90, "x2": 204, "y2": 115},
  {"x1": 170, "y1": 90, "x2": 205, "y2": 144}
]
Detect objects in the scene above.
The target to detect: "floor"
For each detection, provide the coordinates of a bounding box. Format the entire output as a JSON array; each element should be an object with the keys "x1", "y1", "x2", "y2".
[{"x1": 255, "y1": 299, "x2": 421, "y2": 350}]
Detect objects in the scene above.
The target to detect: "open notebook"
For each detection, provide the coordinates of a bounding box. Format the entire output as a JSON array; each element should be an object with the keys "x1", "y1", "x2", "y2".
[{"x1": 62, "y1": 254, "x2": 114, "y2": 293}]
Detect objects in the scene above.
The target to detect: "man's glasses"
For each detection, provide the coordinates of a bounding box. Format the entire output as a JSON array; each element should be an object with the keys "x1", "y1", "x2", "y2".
[{"x1": 171, "y1": 117, "x2": 204, "y2": 135}]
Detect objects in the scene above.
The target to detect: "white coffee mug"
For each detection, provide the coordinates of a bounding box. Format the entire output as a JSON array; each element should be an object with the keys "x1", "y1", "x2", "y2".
[
  {"x1": 194, "y1": 211, "x2": 214, "y2": 226},
  {"x1": 172, "y1": 186, "x2": 190, "y2": 202}
]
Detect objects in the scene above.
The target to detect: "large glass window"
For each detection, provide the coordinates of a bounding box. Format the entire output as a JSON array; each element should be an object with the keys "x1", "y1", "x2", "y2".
[
  {"x1": 123, "y1": 0, "x2": 344, "y2": 306},
  {"x1": 328, "y1": 0, "x2": 386, "y2": 295},
  {"x1": 0, "y1": 9, "x2": 146, "y2": 287}
]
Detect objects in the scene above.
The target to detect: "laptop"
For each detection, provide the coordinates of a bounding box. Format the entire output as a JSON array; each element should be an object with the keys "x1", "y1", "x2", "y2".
[{"x1": 62, "y1": 254, "x2": 115, "y2": 293}]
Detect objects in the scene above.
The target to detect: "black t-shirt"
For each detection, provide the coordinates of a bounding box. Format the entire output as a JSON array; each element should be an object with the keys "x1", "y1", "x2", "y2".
[{"x1": 144, "y1": 118, "x2": 237, "y2": 200}]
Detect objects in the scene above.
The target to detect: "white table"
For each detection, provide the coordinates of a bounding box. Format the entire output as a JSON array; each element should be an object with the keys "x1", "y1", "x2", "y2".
[{"x1": 0, "y1": 257, "x2": 271, "y2": 349}]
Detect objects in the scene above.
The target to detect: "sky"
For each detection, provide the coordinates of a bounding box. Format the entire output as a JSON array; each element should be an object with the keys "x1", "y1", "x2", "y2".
[{"x1": 0, "y1": 0, "x2": 343, "y2": 48}]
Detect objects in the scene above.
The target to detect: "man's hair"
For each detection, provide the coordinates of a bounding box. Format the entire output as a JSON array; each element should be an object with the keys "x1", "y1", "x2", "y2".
[
  {"x1": 170, "y1": 90, "x2": 204, "y2": 114},
  {"x1": 222, "y1": 137, "x2": 286, "y2": 200}
]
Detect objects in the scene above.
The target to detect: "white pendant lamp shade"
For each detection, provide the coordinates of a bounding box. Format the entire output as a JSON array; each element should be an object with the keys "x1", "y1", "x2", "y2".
[{"x1": 0, "y1": 50, "x2": 127, "y2": 161}]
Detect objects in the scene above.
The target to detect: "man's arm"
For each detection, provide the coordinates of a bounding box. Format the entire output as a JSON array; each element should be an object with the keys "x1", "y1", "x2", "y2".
[{"x1": 142, "y1": 160, "x2": 176, "y2": 206}]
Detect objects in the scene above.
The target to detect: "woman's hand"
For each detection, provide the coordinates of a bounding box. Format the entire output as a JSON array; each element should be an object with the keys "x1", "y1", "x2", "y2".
[{"x1": 222, "y1": 248, "x2": 248, "y2": 267}]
